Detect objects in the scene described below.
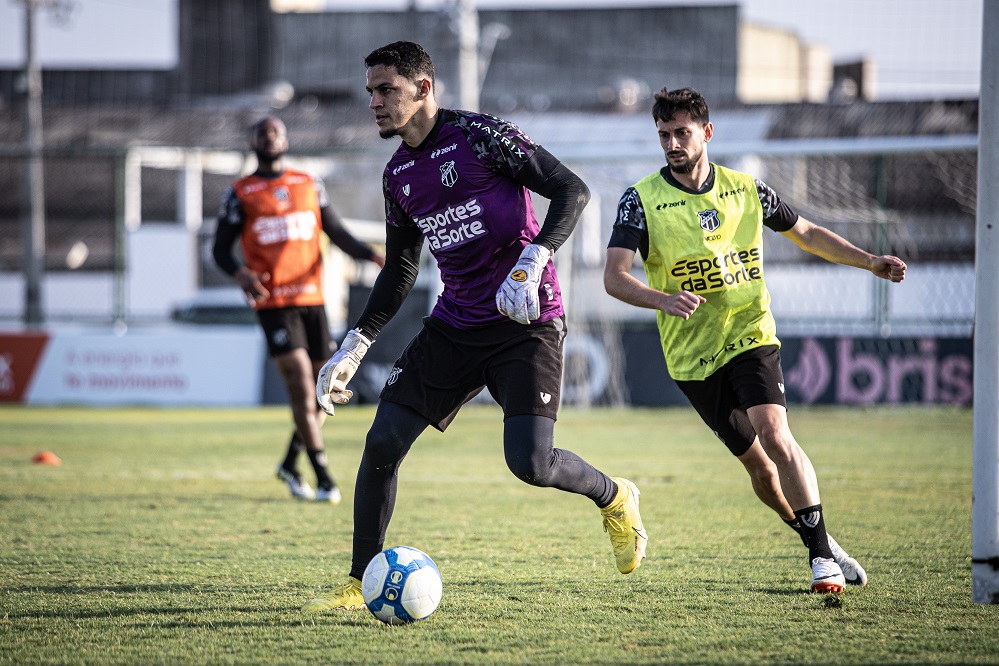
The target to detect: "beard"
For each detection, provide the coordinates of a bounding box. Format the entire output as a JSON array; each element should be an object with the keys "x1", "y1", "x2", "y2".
[
  {"x1": 378, "y1": 126, "x2": 399, "y2": 139},
  {"x1": 254, "y1": 148, "x2": 285, "y2": 163},
  {"x1": 667, "y1": 147, "x2": 703, "y2": 174}
]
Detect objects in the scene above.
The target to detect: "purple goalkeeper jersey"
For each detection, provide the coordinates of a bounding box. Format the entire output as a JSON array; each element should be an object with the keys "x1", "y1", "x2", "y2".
[{"x1": 382, "y1": 109, "x2": 564, "y2": 330}]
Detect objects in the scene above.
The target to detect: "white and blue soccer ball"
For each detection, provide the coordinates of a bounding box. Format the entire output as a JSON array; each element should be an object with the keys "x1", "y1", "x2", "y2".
[{"x1": 361, "y1": 546, "x2": 443, "y2": 625}]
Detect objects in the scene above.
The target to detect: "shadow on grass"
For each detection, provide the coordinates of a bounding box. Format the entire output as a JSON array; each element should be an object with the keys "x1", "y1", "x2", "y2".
[
  {"x1": 10, "y1": 594, "x2": 381, "y2": 628},
  {"x1": 7, "y1": 606, "x2": 377, "y2": 629},
  {"x1": 10, "y1": 605, "x2": 271, "y2": 621},
  {"x1": 0, "y1": 493, "x2": 300, "y2": 506},
  {"x1": 757, "y1": 587, "x2": 812, "y2": 596},
  {"x1": 3, "y1": 582, "x2": 324, "y2": 619},
  {"x1": 3, "y1": 581, "x2": 308, "y2": 594}
]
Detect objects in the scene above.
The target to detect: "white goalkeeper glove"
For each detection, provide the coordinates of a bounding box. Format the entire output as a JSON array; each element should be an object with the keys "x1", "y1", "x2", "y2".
[
  {"x1": 495, "y1": 244, "x2": 552, "y2": 325},
  {"x1": 316, "y1": 328, "x2": 372, "y2": 415}
]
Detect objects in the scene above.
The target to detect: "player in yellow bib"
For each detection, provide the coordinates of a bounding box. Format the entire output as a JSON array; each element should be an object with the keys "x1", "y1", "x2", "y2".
[{"x1": 604, "y1": 87, "x2": 907, "y2": 594}]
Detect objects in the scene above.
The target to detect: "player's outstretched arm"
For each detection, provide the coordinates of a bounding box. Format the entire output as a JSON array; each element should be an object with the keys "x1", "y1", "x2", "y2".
[
  {"x1": 782, "y1": 216, "x2": 907, "y2": 282},
  {"x1": 869, "y1": 255, "x2": 907, "y2": 282},
  {"x1": 604, "y1": 247, "x2": 704, "y2": 320}
]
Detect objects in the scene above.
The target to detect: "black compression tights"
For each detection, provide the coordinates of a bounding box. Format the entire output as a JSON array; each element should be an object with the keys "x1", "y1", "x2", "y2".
[{"x1": 349, "y1": 400, "x2": 618, "y2": 579}]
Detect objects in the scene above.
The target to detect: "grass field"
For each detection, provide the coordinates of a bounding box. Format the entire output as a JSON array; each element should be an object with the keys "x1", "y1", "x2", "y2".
[{"x1": 0, "y1": 404, "x2": 994, "y2": 665}]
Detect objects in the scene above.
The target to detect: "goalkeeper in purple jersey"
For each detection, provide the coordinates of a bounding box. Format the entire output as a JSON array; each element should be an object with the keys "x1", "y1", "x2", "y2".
[{"x1": 305, "y1": 41, "x2": 648, "y2": 612}]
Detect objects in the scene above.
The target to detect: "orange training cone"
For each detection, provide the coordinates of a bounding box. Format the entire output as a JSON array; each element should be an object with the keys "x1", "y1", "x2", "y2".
[{"x1": 32, "y1": 451, "x2": 62, "y2": 466}]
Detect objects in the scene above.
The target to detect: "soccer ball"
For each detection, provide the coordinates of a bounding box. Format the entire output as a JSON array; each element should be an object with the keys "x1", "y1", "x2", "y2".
[{"x1": 361, "y1": 546, "x2": 443, "y2": 625}]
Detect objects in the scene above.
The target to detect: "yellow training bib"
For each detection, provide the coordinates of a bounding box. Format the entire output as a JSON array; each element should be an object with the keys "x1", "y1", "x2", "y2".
[{"x1": 633, "y1": 164, "x2": 779, "y2": 380}]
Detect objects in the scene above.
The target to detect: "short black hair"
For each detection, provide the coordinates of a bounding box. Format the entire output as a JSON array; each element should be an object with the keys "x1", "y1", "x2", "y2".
[
  {"x1": 249, "y1": 115, "x2": 284, "y2": 137},
  {"x1": 651, "y1": 87, "x2": 710, "y2": 125},
  {"x1": 364, "y1": 41, "x2": 435, "y2": 85}
]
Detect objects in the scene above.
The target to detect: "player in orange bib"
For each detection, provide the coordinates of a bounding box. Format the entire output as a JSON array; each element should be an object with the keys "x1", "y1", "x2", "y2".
[{"x1": 214, "y1": 116, "x2": 384, "y2": 503}]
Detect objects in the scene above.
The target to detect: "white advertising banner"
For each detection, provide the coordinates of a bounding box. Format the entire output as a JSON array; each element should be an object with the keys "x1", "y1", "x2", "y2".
[{"x1": 18, "y1": 328, "x2": 266, "y2": 406}]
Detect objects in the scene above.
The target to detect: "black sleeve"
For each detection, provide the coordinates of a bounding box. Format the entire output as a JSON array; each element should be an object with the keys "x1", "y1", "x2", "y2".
[
  {"x1": 756, "y1": 177, "x2": 799, "y2": 232},
  {"x1": 607, "y1": 186, "x2": 650, "y2": 261},
  {"x1": 320, "y1": 205, "x2": 379, "y2": 262},
  {"x1": 212, "y1": 186, "x2": 243, "y2": 276},
  {"x1": 512, "y1": 146, "x2": 590, "y2": 253},
  {"x1": 351, "y1": 222, "x2": 424, "y2": 341},
  {"x1": 607, "y1": 224, "x2": 648, "y2": 260}
]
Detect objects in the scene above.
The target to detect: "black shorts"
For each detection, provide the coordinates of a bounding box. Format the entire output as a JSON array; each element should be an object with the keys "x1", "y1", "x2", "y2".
[
  {"x1": 380, "y1": 315, "x2": 567, "y2": 432},
  {"x1": 675, "y1": 345, "x2": 787, "y2": 457},
  {"x1": 256, "y1": 305, "x2": 334, "y2": 360}
]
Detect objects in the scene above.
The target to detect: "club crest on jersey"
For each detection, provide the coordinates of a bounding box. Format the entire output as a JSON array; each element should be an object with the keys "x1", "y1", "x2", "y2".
[
  {"x1": 440, "y1": 160, "x2": 458, "y2": 188},
  {"x1": 697, "y1": 209, "x2": 720, "y2": 232},
  {"x1": 403, "y1": 184, "x2": 410, "y2": 197},
  {"x1": 386, "y1": 366, "x2": 402, "y2": 385},
  {"x1": 274, "y1": 187, "x2": 290, "y2": 202}
]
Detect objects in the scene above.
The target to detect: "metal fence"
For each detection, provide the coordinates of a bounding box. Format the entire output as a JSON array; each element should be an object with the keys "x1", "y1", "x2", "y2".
[{"x1": 0, "y1": 136, "x2": 976, "y2": 337}]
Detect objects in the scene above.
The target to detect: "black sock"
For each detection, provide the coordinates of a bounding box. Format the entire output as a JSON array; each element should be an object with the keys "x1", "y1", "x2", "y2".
[
  {"x1": 784, "y1": 518, "x2": 809, "y2": 547},
  {"x1": 793, "y1": 504, "x2": 834, "y2": 562},
  {"x1": 307, "y1": 448, "x2": 335, "y2": 490},
  {"x1": 280, "y1": 432, "x2": 303, "y2": 475}
]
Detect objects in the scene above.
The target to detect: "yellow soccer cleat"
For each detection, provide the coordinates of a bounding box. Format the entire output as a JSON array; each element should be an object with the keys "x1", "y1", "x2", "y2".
[
  {"x1": 302, "y1": 576, "x2": 366, "y2": 612},
  {"x1": 600, "y1": 477, "x2": 648, "y2": 574}
]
